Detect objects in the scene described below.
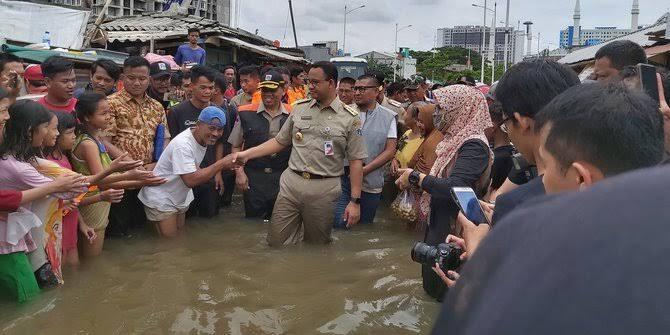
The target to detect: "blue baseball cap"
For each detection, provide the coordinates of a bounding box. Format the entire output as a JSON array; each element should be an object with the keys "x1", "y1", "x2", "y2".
[{"x1": 198, "y1": 106, "x2": 227, "y2": 128}]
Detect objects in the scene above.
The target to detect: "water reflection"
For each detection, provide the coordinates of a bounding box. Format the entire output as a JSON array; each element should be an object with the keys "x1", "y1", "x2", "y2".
[{"x1": 0, "y1": 201, "x2": 438, "y2": 334}]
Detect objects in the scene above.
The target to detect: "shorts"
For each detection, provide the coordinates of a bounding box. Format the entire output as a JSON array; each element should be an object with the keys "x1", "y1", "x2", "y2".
[
  {"x1": 0, "y1": 252, "x2": 40, "y2": 303},
  {"x1": 144, "y1": 206, "x2": 188, "y2": 222}
]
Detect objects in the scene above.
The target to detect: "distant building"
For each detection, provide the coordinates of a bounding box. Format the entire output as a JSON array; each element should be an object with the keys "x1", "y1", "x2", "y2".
[
  {"x1": 559, "y1": 0, "x2": 641, "y2": 49},
  {"x1": 436, "y1": 25, "x2": 522, "y2": 65},
  {"x1": 356, "y1": 51, "x2": 395, "y2": 65},
  {"x1": 299, "y1": 41, "x2": 339, "y2": 63}
]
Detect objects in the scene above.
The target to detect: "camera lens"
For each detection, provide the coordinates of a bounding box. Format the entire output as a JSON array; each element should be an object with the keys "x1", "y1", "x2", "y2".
[{"x1": 411, "y1": 242, "x2": 437, "y2": 265}]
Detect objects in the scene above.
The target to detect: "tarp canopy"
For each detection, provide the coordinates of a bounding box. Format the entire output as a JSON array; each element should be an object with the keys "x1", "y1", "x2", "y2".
[
  {"x1": 207, "y1": 36, "x2": 306, "y2": 63},
  {"x1": 0, "y1": 0, "x2": 89, "y2": 49},
  {"x1": 1, "y1": 44, "x2": 125, "y2": 65}
]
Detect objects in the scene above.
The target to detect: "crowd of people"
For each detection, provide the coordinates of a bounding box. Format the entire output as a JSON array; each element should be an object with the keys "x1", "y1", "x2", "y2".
[{"x1": 1, "y1": 34, "x2": 670, "y2": 333}]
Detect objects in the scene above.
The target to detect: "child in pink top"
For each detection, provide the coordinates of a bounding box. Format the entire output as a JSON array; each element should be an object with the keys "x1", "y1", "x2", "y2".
[{"x1": 44, "y1": 113, "x2": 97, "y2": 266}]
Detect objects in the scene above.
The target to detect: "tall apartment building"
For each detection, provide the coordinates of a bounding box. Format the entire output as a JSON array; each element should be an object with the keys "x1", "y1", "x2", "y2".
[{"x1": 436, "y1": 25, "x2": 522, "y2": 65}]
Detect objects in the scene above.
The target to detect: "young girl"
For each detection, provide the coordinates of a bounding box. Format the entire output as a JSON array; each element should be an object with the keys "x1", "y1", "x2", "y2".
[
  {"x1": 72, "y1": 92, "x2": 166, "y2": 256},
  {"x1": 44, "y1": 113, "x2": 106, "y2": 266},
  {"x1": 0, "y1": 100, "x2": 88, "y2": 298}
]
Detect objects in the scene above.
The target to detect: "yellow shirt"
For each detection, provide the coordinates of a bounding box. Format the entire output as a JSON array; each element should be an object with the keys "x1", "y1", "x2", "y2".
[{"x1": 395, "y1": 130, "x2": 424, "y2": 168}]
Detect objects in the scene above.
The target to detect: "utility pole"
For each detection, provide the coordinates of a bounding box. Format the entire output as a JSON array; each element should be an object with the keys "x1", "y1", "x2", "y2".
[
  {"x1": 343, "y1": 4, "x2": 365, "y2": 54},
  {"x1": 503, "y1": 0, "x2": 510, "y2": 72},
  {"x1": 490, "y1": 2, "x2": 497, "y2": 84},
  {"x1": 288, "y1": 0, "x2": 298, "y2": 48},
  {"x1": 480, "y1": 0, "x2": 487, "y2": 83}
]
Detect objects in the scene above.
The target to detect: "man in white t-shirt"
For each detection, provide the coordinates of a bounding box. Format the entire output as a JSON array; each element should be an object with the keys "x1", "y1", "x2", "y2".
[{"x1": 139, "y1": 106, "x2": 236, "y2": 237}]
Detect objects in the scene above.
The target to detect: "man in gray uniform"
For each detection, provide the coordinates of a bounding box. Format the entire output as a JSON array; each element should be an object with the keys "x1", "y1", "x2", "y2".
[{"x1": 235, "y1": 62, "x2": 367, "y2": 246}]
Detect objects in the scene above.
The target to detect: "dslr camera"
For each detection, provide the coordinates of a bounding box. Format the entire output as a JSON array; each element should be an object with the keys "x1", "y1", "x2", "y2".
[{"x1": 411, "y1": 242, "x2": 463, "y2": 271}]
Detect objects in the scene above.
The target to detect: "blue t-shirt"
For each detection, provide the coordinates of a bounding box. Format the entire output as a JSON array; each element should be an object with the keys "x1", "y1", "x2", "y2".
[{"x1": 174, "y1": 44, "x2": 206, "y2": 65}]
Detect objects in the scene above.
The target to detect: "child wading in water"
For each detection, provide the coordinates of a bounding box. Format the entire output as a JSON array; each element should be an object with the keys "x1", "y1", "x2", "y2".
[
  {"x1": 44, "y1": 113, "x2": 99, "y2": 266},
  {"x1": 72, "y1": 92, "x2": 166, "y2": 256}
]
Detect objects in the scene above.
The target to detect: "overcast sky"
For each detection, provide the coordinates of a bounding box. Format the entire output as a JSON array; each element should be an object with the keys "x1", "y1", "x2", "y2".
[{"x1": 235, "y1": 0, "x2": 669, "y2": 56}]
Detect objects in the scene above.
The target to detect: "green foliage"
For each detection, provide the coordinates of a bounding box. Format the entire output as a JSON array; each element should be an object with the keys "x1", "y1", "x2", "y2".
[
  {"x1": 410, "y1": 46, "x2": 505, "y2": 85},
  {"x1": 365, "y1": 56, "x2": 395, "y2": 81}
]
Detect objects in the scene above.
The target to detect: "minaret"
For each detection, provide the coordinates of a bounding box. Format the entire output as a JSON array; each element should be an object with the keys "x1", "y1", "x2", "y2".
[
  {"x1": 572, "y1": 0, "x2": 581, "y2": 47},
  {"x1": 631, "y1": 0, "x2": 640, "y2": 30}
]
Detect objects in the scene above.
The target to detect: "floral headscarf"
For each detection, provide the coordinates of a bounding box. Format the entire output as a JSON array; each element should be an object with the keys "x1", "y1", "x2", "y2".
[{"x1": 419, "y1": 85, "x2": 493, "y2": 222}]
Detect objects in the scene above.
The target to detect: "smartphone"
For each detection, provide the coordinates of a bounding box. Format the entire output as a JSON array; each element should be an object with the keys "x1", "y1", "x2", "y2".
[
  {"x1": 638, "y1": 63, "x2": 660, "y2": 104},
  {"x1": 451, "y1": 187, "x2": 489, "y2": 225}
]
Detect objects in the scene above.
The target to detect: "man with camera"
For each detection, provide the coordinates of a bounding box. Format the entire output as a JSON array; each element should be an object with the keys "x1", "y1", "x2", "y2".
[
  {"x1": 431, "y1": 86, "x2": 669, "y2": 333},
  {"x1": 432, "y1": 82, "x2": 666, "y2": 289}
]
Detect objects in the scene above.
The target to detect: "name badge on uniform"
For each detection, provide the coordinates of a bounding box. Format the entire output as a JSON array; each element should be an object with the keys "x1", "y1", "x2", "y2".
[{"x1": 324, "y1": 140, "x2": 334, "y2": 156}]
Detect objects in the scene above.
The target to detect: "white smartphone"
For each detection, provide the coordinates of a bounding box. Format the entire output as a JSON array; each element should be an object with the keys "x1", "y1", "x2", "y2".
[{"x1": 450, "y1": 187, "x2": 490, "y2": 225}]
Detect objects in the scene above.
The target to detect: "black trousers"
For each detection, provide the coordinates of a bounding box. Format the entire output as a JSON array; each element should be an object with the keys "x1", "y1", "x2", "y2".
[
  {"x1": 220, "y1": 171, "x2": 235, "y2": 207},
  {"x1": 107, "y1": 189, "x2": 146, "y2": 236},
  {"x1": 187, "y1": 179, "x2": 220, "y2": 219},
  {"x1": 243, "y1": 168, "x2": 283, "y2": 220}
]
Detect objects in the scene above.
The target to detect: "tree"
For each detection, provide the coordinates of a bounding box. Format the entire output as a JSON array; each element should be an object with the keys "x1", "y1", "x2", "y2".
[
  {"x1": 410, "y1": 46, "x2": 504, "y2": 85},
  {"x1": 365, "y1": 56, "x2": 394, "y2": 81}
]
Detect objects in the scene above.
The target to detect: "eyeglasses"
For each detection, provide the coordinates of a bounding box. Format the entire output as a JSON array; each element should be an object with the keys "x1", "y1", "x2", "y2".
[
  {"x1": 500, "y1": 116, "x2": 512, "y2": 134},
  {"x1": 352, "y1": 86, "x2": 378, "y2": 92}
]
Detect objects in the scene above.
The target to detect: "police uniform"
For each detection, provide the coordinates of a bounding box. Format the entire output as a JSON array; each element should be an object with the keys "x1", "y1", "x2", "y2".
[
  {"x1": 270, "y1": 97, "x2": 367, "y2": 246},
  {"x1": 229, "y1": 101, "x2": 292, "y2": 219},
  {"x1": 381, "y1": 96, "x2": 406, "y2": 137}
]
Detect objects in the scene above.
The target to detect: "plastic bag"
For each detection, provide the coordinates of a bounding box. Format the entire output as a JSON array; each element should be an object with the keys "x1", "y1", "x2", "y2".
[{"x1": 391, "y1": 190, "x2": 418, "y2": 222}]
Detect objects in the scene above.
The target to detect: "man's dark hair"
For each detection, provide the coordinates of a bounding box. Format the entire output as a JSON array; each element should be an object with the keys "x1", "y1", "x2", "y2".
[
  {"x1": 535, "y1": 83, "x2": 664, "y2": 176},
  {"x1": 41, "y1": 56, "x2": 74, "y2": 79},
  {"x1": 386, "y1": 82, "x2": 406, "y2": 96},
  {"x1": 595, "y1": 40, "x2": 647, "y2": 70},
  {"x1": 0, "y1": 53, "x2": 21, "y2": 72},
  {"x1": 187, "y1": 28, "x2": 200, "y2": 35},
  {"x1": 366, "y1": 70, "x2": 385, "y2": 86},
  {"x1": 357, "y1": 73, "x2": 381, "y2": 86},
  {"x1": 123, "y1": 56, "x2": 150, "y2": 70},
  {"x1": 310, "y1": 61, "x2": 338, "y2": 82},
  {"x1": 238, "y1": 65, "x2": 260, "y2": 79},
  {"x1": 495, "y1": 59, "x2": 580, "y2": 120},
  {"x1": 170, "y1": 71, "x2": 185, "y2": 86},
  {"x1": 339, "y1": 77, "x2": 356, "y2": 86},
  {"x1": 0, "y1": 87, "x2": 9, "y2": 101},
  {"x1": 214, "y1": 73, "x2": 227, "y2": 91},
  {"x1": 190, "y1": 65, "x2": 216, "y2": 82},
  {"x1": 222, "y1": 65, "x2": 235, "y2": 74},
  {"x1": 90, "y1": 59, "x2": 121, "y2": 81},
  {"x1": 271, "y1": 66, "x2": 289, "y2": 76},
  {"x1": 289, "y1": 66, "x2": 305, "y2": 78}
]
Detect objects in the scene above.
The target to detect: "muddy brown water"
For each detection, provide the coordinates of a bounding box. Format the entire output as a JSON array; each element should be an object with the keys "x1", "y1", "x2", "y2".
[{"x1": 0, "y1": 200, "x2": 440, "y2": 334}]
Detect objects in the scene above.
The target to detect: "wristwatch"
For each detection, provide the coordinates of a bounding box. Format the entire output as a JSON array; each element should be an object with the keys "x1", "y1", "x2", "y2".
[
  {"x1": 350, "y1": 197, "x2": 361, "y2": 205},
  {"x1": 408, "y1": 170, "x2": 421, "y2": 187}
]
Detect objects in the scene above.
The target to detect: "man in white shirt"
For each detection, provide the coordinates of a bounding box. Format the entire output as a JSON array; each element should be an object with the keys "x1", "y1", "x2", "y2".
[{"x1": 139, "y1": 106, "x2": 236, "y2": 237}]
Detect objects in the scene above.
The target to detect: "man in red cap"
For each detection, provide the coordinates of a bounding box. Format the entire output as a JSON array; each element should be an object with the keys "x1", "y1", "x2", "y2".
[{"x1": 23, "y1": 64, "x2": 48, "y2": 95}]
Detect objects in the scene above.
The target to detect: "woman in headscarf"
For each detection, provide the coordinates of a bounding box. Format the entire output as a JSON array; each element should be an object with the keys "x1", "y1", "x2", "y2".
[{"x1": 396, "y1": 84, "x2": 493, "y2": 301}]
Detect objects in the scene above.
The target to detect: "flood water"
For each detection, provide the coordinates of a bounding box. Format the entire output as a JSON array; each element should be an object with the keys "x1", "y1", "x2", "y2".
[{"x1": 0, "y1": 199, "x2": 440, "y2": 334}]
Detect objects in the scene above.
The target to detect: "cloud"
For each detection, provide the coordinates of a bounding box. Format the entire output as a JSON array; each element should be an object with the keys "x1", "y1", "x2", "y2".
[{"x1": 238, "y1": 0, "x2": 669, "y2": 55}]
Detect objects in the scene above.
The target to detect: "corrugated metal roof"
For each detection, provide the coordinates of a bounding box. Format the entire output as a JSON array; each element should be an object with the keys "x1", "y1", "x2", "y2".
[
  {"x1": 210, "y1": 36, "x2": 305, "y2": 62},
  {"x1": 97, "y1": 13, "x2": 267, "y2": 45},
  {"x1": 558, "y1": 18, "x2": 667, "y2": 65}
]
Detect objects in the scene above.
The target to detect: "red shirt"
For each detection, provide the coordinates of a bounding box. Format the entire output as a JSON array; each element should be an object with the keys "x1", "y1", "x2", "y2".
[
  {"x1": 38, "y1": 96, "x2": 78, "y2": 113},
  {"x1": 0, "y1": 190, "x2": 22, "y2": 212}
]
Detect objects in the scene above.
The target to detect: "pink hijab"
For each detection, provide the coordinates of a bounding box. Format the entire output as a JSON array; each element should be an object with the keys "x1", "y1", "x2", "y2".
[{"x1": 418, "y1": 85, "x2": 493, "y2": 222}]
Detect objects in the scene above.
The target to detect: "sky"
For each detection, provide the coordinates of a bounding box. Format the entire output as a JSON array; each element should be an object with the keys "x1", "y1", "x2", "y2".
[{"x1": 234, "y1": 0, "x2": 669, "y2": 56}]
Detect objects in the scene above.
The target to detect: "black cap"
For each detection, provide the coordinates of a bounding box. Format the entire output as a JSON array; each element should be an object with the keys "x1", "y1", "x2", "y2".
[
  {"x1": 259, "y1": 70, "x2": 286, "y2": 90},
  {"x1": 149, "y1": 61, "x2": 171, "y2": 78}
]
